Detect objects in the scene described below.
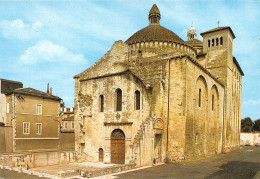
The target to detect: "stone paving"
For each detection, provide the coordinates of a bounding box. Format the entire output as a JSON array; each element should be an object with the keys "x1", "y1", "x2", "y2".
[{"x1": 32, "y1": 162, "x2": 117, "y2": 178}]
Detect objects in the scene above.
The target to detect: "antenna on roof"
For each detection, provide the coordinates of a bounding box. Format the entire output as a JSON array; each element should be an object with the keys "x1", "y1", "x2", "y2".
[
  {"x1": 217, "y1": 21, "x2": 220, "y2": 27},
  {"x1": 47, "y1": 83, "x2": 49, "y2": 94}
]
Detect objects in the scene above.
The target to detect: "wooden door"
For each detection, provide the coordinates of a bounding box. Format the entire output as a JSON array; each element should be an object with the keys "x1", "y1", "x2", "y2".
[
  {"x1": 99, "y1": 148, "x2": 103, "y2": 162},
  {"x1": 111, "y1": 129, "x2": 125, "y2": 164}
]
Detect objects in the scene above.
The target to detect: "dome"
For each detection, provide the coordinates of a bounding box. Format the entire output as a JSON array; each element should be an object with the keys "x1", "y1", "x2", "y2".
[
  {"x1": 126, "y1": 25, "x2": 184, "y2": 45},
  {"x1": 125, "y1": 4, "x2": 184, "y2": 45}
]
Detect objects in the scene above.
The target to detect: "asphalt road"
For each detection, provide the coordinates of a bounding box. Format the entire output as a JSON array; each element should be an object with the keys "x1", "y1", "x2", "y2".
[{"x1": 115, "y1": 146, "x2": 260, "y2": 179}]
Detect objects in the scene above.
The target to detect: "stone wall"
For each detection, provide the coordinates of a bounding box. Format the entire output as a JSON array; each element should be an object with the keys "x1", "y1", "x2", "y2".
[
  {"x1": 75, "y1": 71, "x2": 152, "y2": 166},
  {"x1": 0, "y1": 151, "x2": 76, "y2": 169},
  {"x1": 184, "y1": 57, "x2": 224, "y2": 161},
  {"x1": 240, "y1": 133, "x2": 260, "y2": 146},
  {"x1": 202, "y1": 28, "x2": 242, "y2": 153}
]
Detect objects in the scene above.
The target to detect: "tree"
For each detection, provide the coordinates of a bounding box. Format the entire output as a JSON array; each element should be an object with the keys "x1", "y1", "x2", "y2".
[
  {"x1": 241, "y1": 117, "x2": 254, "y2": 132},
  {"x1": 253, "y1": 119, "x2": 260, "y2": 132}
]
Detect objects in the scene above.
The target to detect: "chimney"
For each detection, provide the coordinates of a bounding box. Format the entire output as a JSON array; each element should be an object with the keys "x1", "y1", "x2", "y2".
[
  {"x1": 50, "y1": 87, "x2": 52, "y2": 95},
  {"x1": 47, "y1": 83, "x2": 49, "y2": 94}
]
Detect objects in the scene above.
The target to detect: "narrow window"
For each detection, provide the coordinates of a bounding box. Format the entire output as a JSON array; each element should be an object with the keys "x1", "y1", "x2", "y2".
[
  {"x1": 36, "y1": 104, "x2": 42, "y2": 115},
  {"x1": 212, "y1": 95, "x2": 214, "y2": 111},
  {"x1": 220, "y1": 37, "x2": 223, "y2": 45},
  {"x1": 212, "y1": 39, "x2": 215, "y2": 47},
  {"x1": 135, "y1": 90, "x2": 140, "y2": 110},
  {"x1": 23, "y1": 122, "x2": 30, "y2": 134},
  {"x1": 36, "y1": 123, "x2": 42, "y2": 135},
  {"x1": 6, "y1": 103, "x2": 10, "y2": 113},
  {"x1": 208, "y1": 40, "x2": 210, "y2": 47},
  {"x1": 100, "y1": 95, "x2": 104, "y2": 112},
  {"x1": 64, "y1": 121, "x2": 68, "y2": 129},
  {"x1": 216, "y1": 38, "x2": 219, "y2": 46},
  {"x1": 71, "y1": 121, "x2": 74, "y2": 129},
  {"x1": 116, "y1": 89, "x2": 122, "y2": 111},
  {"x1": 199, "y1": 88, "x2": 201, "y2": 107}
]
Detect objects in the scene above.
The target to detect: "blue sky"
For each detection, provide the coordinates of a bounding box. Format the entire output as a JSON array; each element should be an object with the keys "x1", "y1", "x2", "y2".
[{"x1": 0, "y1": 0, "x2": 259, "y2": 120}]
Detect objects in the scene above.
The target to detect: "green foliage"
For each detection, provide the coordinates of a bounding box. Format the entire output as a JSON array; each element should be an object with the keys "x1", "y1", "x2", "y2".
[
  {"x1": 241, "y1": 117, "x2": 254, "y2": 132},
  {"x1": 253, "y1": 119, "x2": 260, "y2": 132},
  {"x1": 241, "y1": 117, "x2": 260, "y2": 132}
]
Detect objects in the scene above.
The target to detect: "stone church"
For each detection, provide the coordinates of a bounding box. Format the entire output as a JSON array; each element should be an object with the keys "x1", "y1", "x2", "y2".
[{"x1": 74, "y1": 4, "x2": 243, "y2": 166}]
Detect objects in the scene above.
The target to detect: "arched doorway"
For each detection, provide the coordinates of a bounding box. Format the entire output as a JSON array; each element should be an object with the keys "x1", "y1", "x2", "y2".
[
  {"x1": 99, "y1": 148, "x2": 104, "y2": 162},
  {"x1": 111, "y1": 129, "x2": 125, "y2": 164}
]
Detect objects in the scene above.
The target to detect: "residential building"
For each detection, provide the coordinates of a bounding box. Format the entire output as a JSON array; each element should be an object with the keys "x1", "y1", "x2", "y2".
[
  {"x1": 6, "y1": 87, "x2": 61, "y2": 152},
  {"x1": 60, "y1": 107, "x2": 75, "y2": 150}
]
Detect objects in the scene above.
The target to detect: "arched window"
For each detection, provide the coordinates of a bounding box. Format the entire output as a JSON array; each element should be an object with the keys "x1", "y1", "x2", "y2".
[
  {"x1": 220, "y1": 37, "x2": 223, "y2": 45},
  {"x1": 199, "y1": 88, "x2": 201, "y2": 107},
  {"x1": 116, "y1": 89, "x2": 122, "y2": 111},
  {"x1": 216, "y1": 38, "x2": 219, "y2": 46},
  {"x1": 212, "y1": 39, "x2": 215, "y2": 46},
  {"x1": 135, "y1": 90, "x2": 140, "y2": 110},
  {"x1": 99, "y1": 95, "x2": 104, "y2": 112},
  {"x1": 212, "y1": 95, "x2": 214, "y2": 111},
  {"x1": 208, "y1": 40, "x2": 210, "y2": 47}
]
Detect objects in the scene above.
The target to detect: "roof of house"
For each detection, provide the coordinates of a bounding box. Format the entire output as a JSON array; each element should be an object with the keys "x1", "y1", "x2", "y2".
[
  {"x1": 233, "y1": 57, "x2": 244, "y2": 76},
  {"x1": 9, "y1": 87, "x2": 61, "y2": 101},
  {"x1": 0, "y1": 79, "x2": 23, "y2": 84},
  {"x1": 185, "y1": 39, "x2": 203, "y2": 47},
  {"x1": 62, "y1": 116, "x2": 74, "y2": 121},
  {"x1": 200, "y1": 26, "x2": 236, "y2": 38},
  {"x1": 0, "y1": 79, "x2": 23, "y2": 94}
]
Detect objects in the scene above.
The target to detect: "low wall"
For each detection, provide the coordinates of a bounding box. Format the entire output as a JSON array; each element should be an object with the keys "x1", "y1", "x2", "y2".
[
  {"x1": 0, "y1": 151, "x2": 76, "y2": 169},
  {"x1": 240, "y1": 132, "x2": 260, "y2": 146},
  {"x1": 0, "y1": 126, "x2": 13, "y2": 153}
]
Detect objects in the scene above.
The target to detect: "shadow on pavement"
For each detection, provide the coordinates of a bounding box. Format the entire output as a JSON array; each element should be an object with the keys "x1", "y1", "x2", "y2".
[{"x1": 205, "y1": 161, "x2": 259, "y2": 179}]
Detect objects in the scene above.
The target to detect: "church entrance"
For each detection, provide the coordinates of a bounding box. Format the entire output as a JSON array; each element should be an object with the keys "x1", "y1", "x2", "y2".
[
  {"x1": 111, "y1": 129, "x2": 125, "y2": 164},
  {"x1": 99, "y1": 148, "x2": 104, "y2": 162}
]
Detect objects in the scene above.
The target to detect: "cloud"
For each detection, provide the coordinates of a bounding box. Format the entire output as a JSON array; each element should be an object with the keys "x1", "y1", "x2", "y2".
[
  {"x1": 20, "y1": 40, "x2": 87, "y2": 64},
  {"x1": 0, "y1": 19, "x2": 42, "y2": 39},
  {"x1": 243, "y1": 99, "x2": 260, "y2": 105}
]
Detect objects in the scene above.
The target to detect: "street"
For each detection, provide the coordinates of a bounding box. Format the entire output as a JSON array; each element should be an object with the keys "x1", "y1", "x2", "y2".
[{"x1": 115, "y1": 146, "x2": 260, "y2": 179}]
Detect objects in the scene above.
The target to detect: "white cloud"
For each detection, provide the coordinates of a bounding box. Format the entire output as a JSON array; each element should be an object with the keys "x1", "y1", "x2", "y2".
[
  {"x1": 0, "y1": 19, "x2": 42, "y2": 39},
  {"x1": 20, "y1": 40, "x2": 87, "y2": 64},
  {"x1": 244, "y1": 99, "x2": 260, "y2": 105}
]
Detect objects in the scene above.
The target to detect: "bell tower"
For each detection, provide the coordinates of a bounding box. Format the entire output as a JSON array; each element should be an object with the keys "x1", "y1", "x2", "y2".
[
  {"x1": 149, "y1": 4, "x2": 161, "y2": 25},
  {"x1": 187, "y1": 24, "x2": 197, "y2": 40}
]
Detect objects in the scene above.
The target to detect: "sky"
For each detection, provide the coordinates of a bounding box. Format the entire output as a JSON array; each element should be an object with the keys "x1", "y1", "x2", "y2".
[{"x1": 0, "y1": 0, "x2": 259, "y2": 120}]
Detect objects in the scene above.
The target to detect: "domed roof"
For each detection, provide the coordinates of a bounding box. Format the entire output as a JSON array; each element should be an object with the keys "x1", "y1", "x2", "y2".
[
  {"x1": 125, "y1": 4, "x2": 184, "y2": 45},
  {"x1": 185, "y1": 39, "x2": 203, "y2": 47},
  {"x1": 126, "y1": 25, "x2": 184, "y2": 45}
]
